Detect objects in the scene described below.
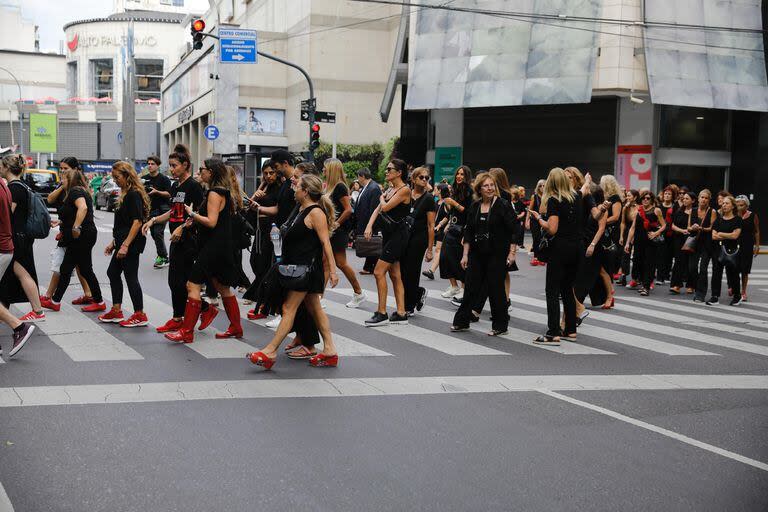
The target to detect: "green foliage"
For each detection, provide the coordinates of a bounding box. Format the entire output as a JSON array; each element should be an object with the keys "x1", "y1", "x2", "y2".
[
  {"x1": 342, "y1": 161, "x2": 366, "y2": 181},
  {"x1": 312, "y1": 137, "x2": 400, "y2": 183}
]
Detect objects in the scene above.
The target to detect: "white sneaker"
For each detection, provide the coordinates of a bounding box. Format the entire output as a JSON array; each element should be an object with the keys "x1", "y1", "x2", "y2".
[
  {"x1": 265, "y1": 315, "x2": 282, "y2": 328},
  {"x1": 454, "y1": 291, "x2": 464, "y2": 301},
  {"x1": 441, "y1": 285, "x2": 460, "y2": 298},
  {"x1": 320, "y1": 298, "x2": 328, "y2": 309},
  {"x1": 346, "y1": 291, "x2": 367, "y2": 308}
]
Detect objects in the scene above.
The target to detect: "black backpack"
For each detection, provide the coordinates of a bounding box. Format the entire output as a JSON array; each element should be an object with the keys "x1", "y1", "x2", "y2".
[{"x1": 11, "y1": 180, "x2": 51, "y2": 239}]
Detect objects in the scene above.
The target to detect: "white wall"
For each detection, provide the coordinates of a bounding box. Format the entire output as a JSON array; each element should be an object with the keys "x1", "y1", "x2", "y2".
[
  {"x1": 0, "y1": 51, "x2": 66, "y2": 111},
  {"x1": 0, "y1": 2, "x2": 37, "y2": 52}
]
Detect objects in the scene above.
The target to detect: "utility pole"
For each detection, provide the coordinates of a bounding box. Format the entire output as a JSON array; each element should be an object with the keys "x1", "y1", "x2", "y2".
[
  {"x1": 0, "y1": 66, "x2": 24, "y2": 154},
  {"x1": 121, "y1": 21, "x2": 136, "y2": 165}
]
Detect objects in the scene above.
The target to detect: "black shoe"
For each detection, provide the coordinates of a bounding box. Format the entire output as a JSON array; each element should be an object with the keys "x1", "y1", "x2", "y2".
[
  {"x1": 450, "y1": 296, "x2": 463, "y2": 307},
  {"x1": 639, "y1": 288, "x2": 649, "y2": 296},
  {"x1": 365, "y1": 312, "x2": 389, "y2": 327},
  {"x1": 451, "y1": 325, "x2": 469, "y2": 332},
  {"x1": 422, "y1": 269, "x2": 434, "y2": 280},
  {"x1": 729, "y1": 297, "x2": 742, "y2": 307},
  {"x1": 405, "y1": 309, "x2": 415, "y2": 318},
  {"x1": 9, "y1": 323, "x2": 35, "y2": 358},
  {"x1": 416, "y1": 288, "x2": 427, "y2": 311},
  {"x1": 470, "y1": 312, "x2": 480, "y2": 323},
  {"x1": 693, "y1": 296, "x2": 704, "y2": 304},
  {"x1": 389, "y1": 312, "x2": 409, "y2": 324},
  {"x1": 706, "y1": 296, "x2": 719, "y2": 305}
]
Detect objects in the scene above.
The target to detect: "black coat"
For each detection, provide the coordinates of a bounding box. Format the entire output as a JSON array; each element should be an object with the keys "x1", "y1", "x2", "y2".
[
  {"x1": 463, "y1": 197, "x2": 520, "y2": 256},
  {"x1": 354, "y1": 180, "x2": 382, "y2": 233}
]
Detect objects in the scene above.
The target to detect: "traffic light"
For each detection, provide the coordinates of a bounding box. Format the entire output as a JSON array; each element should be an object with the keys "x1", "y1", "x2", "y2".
[
  {"x1": 191, "y1": 18, "x2": 205, "y2": 50},
  {"x1": 309, "y1": 123, "x2": 320, "y2": 151}
]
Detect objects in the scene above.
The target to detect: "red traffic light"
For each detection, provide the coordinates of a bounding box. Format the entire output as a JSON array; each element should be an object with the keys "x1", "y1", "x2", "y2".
[
  {"x1": 192, "y1": 19, "x2": 205, "y2": 32},
  {"x1": 311, "y1": 123, "x2": 320, "y2": 132}
]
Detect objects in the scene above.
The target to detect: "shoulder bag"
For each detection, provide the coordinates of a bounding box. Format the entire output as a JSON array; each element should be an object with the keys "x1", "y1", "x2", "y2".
[
  {"x1": 718, "y1": 242, "x2": 739, "y2": 268},
  {"x1": 277, "y1": 260, "x2": 315, "y2": 290},
  {"x1": 355, "y1": 235, "x2": 383, "y2": 258}
]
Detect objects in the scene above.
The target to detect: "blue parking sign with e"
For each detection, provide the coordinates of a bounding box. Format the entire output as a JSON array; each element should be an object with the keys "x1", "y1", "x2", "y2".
[{"x1": 204, "y1": 125, "x2": 219, "y2": 141}]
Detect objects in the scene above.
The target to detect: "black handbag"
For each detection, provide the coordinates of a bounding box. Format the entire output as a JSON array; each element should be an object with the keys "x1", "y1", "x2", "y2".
[
  {"x1": 718, "y1": 243, "x2": 739, "y2": 268},
  {"x1": 650, "y1": 233, "x2": 666, "y2": 245},
  {"x1": 355, "y1": 235, "x2": 383, "y2": 258},
  {"x1": 681, "y1": 235, "x2": 698, "y2": 253},
  {"x1": 277, "y1": 260, "x2": 315, "y2": 290}
]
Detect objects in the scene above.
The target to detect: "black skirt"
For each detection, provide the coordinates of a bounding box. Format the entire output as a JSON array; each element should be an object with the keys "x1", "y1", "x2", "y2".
[
  {"x1": 0, "y1": 234, "x2": 37, "y2": 305},
  {"x1": 439, "y1": 226, "x2": 465, "y2": 281}
]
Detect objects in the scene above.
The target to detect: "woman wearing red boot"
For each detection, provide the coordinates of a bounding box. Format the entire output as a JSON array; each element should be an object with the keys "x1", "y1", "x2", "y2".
[{"x1": 165, "y1": 158, "x2": 242, "y2": 343}]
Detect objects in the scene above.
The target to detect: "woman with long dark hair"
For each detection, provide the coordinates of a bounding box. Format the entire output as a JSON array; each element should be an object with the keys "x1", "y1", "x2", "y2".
[
  {"x1": 624, "y1": 191, "x2": 667, "y2": 296},
  {"x1": 247, "y1": 174, "x2": 340, "y2": 369},
  {"x1": 164, "y1": 158, "x2": 243, "y2": 342},
  {"x1": 97, "y1": 162, "x2": 150, "y2": 326},
  {"x1": 40, "y1": 166, "x2": 105, "y2": 312},
  {"x1": 526, "y1": 179, "x2": 546, "y2": 266},
  {"x1": 422, "y1": 182, "x2": 451, "y2": 280},
  {"x1": 618, "y1": 189, "x2": 639, "y2": 286},
  {"x1": 735, "y1": 195, "x2": 760, "y2": 301},
  {"x1": 574, "y1": 185, "x2": 608, "y2": 316},
  {"x1": 669, "y1": 191, "x2": 696, "y2": 295},
  {"x1": 401, "y1": 166, "x2": 435, "y2": 315},
  {"x1": 363, "y1": 158, "x2": 411, "y2": 326},
  {"x1": 0, "y1": 155, "x2": 44, "y2": 321},
  {"x1": 438, "y1": 165, "x2": 473, "y2": 299},
  {"x1": 711, "y1": 196, "x2": 743, "y2": 306},
  {"x1": 656, "y1": 187, "x2": 677, "y2": 284},
  {"x1": 690, "y1": 189, "x2": 718, "y2": 303}
]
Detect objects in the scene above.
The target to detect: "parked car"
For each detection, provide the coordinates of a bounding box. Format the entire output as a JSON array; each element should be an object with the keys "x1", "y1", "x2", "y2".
[
  {"x1": 22, "y1": 169, "x2": 59, "y2": 201},
  {"x1": 95, "y1": 177, "x2": 120, "y2": 211}
]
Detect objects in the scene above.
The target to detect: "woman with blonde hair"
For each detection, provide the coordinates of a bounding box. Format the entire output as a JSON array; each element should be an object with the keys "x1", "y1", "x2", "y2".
[
  {"x1": 324, "y1": 158, "x2": 366, "y2": 307},
  {"x1": 225, "y1": 165, "x2": 251, "y2": 291},
  {"x1": 599, "y1": 174, "x2": 624, "y2": 305},
  {"x1": 248, "y1": 174, "x2": 340, "y2": 369},
  {"x1": 97, "y1": 161, "x2": 151, "y2": 326},
  {"x1": 526, "y1": 179, "x2": 546, "y2": 266}
]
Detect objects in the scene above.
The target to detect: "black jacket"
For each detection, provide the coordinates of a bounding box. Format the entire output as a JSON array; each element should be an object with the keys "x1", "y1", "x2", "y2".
[
  {"x1": 463, "y1": 197, "x2": 520, "y2": 255},
  {"x1": 354, "y1": 180, "x2": 382, "y2": 233}
]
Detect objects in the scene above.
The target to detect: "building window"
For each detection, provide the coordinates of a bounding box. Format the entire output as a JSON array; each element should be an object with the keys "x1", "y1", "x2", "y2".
[
  {"x1": 136, "y1": 59, "x2": 164, "y2": 100},
  {"x1": 67, "y1": 62, "x2": 77, "y2": 98},
  {"x1": 659, "y1": 106, "x2": 729, "y2": 151},
  {"x1": 91, "y1": 59, "x2": 113, "y2": 99}
]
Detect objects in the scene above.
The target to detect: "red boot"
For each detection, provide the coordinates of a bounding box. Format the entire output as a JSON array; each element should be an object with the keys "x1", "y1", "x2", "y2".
[
  {"x1": 198, "y1": 304, "x2": 219, "y2": 331},
  {"x1": 165, "y1": 298, "x2": 202, "y2": 343},
  {"x1": 215, "y1": 295, "x2": 243, "y2": 339}
]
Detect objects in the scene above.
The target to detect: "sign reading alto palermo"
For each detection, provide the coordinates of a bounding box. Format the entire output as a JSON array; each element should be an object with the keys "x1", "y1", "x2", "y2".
[
  {"x1": 29, "y1": 114, "x2": 57, "y2": 153},
  {"x1": 66, "y1": 33, "x2": 158, "y2": 53}
]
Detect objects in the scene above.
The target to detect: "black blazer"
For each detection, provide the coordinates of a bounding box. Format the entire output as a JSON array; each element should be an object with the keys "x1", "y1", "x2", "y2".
[
  {"x1": 463, "y1": 197, "x2": 520, "y2": 255},
  {"x1": 355, "y1": 180, "x2": 382, "y2": 233}
]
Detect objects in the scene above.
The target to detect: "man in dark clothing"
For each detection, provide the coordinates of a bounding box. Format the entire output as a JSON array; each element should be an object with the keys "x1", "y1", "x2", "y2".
[
  {"x1": 143, "y1": 156, "x2": 172, "y2": 268},
  {"x1": 0, "y1": 176, "x2": 34, "y2": 358},
  {"x1": 354, "y1": 167, "x2": 382, "y2": 273}
]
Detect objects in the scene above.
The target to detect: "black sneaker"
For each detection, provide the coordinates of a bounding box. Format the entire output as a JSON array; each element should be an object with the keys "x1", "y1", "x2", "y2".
[
  {"x1": 693, "y1": 296, "x2": 704, "y2": 304},
  {"x1": 365, "y1": 312, "x2": 389, "y2": 327},
  {"x1": 706, "y1": 296, "x2": 719, "y2": 306},
  {"x1": 405, "y1": 309, "x2": 415, "y2": 318},
  {"x1": 389, "y1": 312, "x2": 408, "y2": 324},
  {"x1": 730, "y1": 297, "x2": 742, "y2": 307},
  {"x1": 450, "y1": 296, "x2": 463, "y2": 307},
  {"x1": 9, "y1": 323, "x2": 35, "y2": 358},
  {"x1": 416, "y1": 288, "x2": 427, "y2": 311},
  {"x1": 422, "y1": 269, "x2": 435, "y2": 280}
]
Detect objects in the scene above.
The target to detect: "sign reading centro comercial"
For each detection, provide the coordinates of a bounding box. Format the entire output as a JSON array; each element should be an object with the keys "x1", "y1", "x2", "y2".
[
  {"x1": 66, "y1": 33, "x2": 158, "y2": 53},
  {"x1": 29, "y1": 114, "x2": 57, "y2": 153}
]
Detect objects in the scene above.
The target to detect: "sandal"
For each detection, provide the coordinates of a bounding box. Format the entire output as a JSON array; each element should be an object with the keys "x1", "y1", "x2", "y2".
[
  {"x1": 309, "y1": 353, "x2": 338, "y2": 367},
  {"x1": 247, "y1": 351, "x2": 276, "y2": 370},
  {"x1": 487, "y1": 329, "x2": 508, "y2": 336},
  {"x1": 576, "y1": 311, "x2": 589, "y2": 327},
  {"x1": 287, "y1": 346, "x2": 317, "y2": 360},
  {"x1": 533, "y1": 334, "x2": 561, "y2": 346},
  {"x1": 451, "y1": 325, "x2": 469, "y2": 332}
]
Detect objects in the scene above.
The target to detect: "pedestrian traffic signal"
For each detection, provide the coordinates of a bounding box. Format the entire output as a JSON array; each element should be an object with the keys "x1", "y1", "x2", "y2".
[
  {"x1": 309, "y1": 123, "x2": 320, "y2": 151},
  {"x1": 191, "y1": 19, "x2": 206, "y2": 50}
]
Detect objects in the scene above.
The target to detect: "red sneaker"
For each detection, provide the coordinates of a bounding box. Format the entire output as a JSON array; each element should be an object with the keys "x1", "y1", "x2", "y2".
[
  {"x1": 120, "y1": 312, "x2": 148, "y2": 328},
  {"x1": 198, "y1": 306, "x2": 219, "y2": 331},
  {"x1": 247, "y1": 309, "x2": 267, "y2": 320},
  {"x1": 156, "y1": 318, "x2": 183, "y2": 333},
  {"x1": 19, "y1": 310, "x2": 45, "y2": 322},
  {"x1": 165, "y1": 329, "x2": 193, "y2": 343},
  {"x1": 82, "y1": 302, "x2": 107, "y2": 313},
  {"x1": 71, "y1": 295, "x2": 94, "y2": 305},
  {"x1": 98, "y1": 309, "x2": 124, "y2": 323},
  {"x1": 40, "y1": 296, "x2": 61, "y2": 312},
  {"x1": 530, "y1": 257, "x2": 540, "y2": 266},
  {"x1": 628, "y1": 280, "x2": 638, "y2": 289}
]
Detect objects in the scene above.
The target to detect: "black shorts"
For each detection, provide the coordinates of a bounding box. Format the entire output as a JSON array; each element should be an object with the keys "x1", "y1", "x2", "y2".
[
  {"x1": 380, "y1": 226, "x2": 410, "y2": 264},
  {"x1": 330, "y1": 227, "x2": 350, "y2": 252}
]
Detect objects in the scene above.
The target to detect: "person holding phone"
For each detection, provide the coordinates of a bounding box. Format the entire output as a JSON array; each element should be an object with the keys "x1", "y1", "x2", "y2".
[{"x1": 143, "y1": 156, "x2": 172, "y2": 269}]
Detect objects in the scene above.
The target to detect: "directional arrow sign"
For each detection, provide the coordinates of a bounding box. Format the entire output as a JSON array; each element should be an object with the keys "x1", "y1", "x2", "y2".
[{"x1": 220, "y1": 28, "x2": 257, "y2": 64}]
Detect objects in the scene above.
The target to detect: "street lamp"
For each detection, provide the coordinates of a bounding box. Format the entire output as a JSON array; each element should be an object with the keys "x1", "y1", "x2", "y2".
[{"x1": 0, "y1": 66, "x2": 24, "y2": 155}]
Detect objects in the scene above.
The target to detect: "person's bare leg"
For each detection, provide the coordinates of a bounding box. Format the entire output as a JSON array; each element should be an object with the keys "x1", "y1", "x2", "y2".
[
  {"x1": 504, "y1": 273, "x2": 510, "y2": 298},
  {"x1": 390, "y1": 262, "x2": 406, "y2": 315},
  {"x1": 259, "y1": 291, "x2": 306, "y2": 357},
  {"x1": 335, "y1": 249, "x2": 362, "y2": 294},
  {"x1": 76, "y1": 266, "x2": 92, "y2": 298},
  {"x1": 0, "y1": 304, "x2": 21, "y2": 330},
  {"x1": 13, "y1": 262, "x2": 42, "y2": 312},
  {"x1": 187, "y1": 281, "x2": 203, "y2": 301},
  {"x1": 742, "y1": 274, "x2": 749, "y2": 299},
  {"x1": 304, "y1": 293, "x2": 337, "y2": 356},
  {"x1": 449, "y1": 278, "x2": 457, "y2": 288},
  {"x1": 429, "y1": 242, "x2": 442, "y2": 273},
  {"x1": 599, "y1": 268, "x2": 614, "y2": 306},
  {"x1": 212, "y1": 278, "x2": 234, "y2": 298},
  {"x1": 45, "y1": 272, "x2": 60, "y2": 298},
  {"x1": 373, "y1": 260, "x2": 391, "y2": 313}
]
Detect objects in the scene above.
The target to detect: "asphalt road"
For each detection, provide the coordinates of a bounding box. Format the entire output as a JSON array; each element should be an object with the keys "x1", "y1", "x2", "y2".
[{"x1": 1, "y1": 210, "x2": 767, "y2": 512}]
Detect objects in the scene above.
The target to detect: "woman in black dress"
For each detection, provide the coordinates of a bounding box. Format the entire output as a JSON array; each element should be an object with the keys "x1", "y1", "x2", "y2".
[
  {"x1": 98, "y1": 162, "x2": 150, "y2": 327},
  {"x1": 165, "y1": 158, "x2": 243, "y2": 343},
  {"x1": 669, "y1": 191, "x2": 696, "y2": 295},
  {"x1": 690, "y1": 189, "x2": 718, "y2": 303},
  {"x1": 656, "y1": 187, "x2": 677, "y2": 284},
  {"x1": 526, "y1": 179, "x2": 546, "y2": 266},
  {"x1": 735, "y1": 195, "x2": 760, "y2": 301},
  {"x1": 438, "y1": 165, "x2": 473, "y2": 299},
  {"x1": 711, "y1": 196, "x2": 743, "y2": 306},
  {"x1": 618, "y1": 189, "x2": 639, "y2": 286},
  {"x1": 248, "y1": 174, "x2": 339, "y2": 369},
  {"x1": 402, "y1": 167, "x2": 436, "y2": 315},
  {"x1": 625, "y1": 192, "x2": 666, "y2": 296},
  {"x1": 0, "y1": 155, "x2": 43, "y2": 320},
  {"x1": 574, "y1": 186, "x2": 607, "y2": 314},
  {"x1": 323, "y1": 158, "x2": 365, "y2": 307},
  {"x1": 599, "y1": 174, "x2": 623, "y2": 286},
  {"x1": 451, "y1": 173, "x2": 519, "y2": 336},
  {"x1": 422, "y1": 182, "x2": 450, "y2": 280}
]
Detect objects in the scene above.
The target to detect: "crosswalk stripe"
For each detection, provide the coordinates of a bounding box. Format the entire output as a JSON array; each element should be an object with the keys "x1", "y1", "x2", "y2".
[
  {"x1": 631, "y1": 296, "x2": 768, "y2": 326},
  {"x1": 239, "y1": 303, "x2": 392, "y2": 357},
  {"x1": 321, "y1": 295, "x2": 507, "y2": 356},
  {"x1": 332, "y1": 289, "x2": 614, "y2": 356},
  {"x1": 11, "y1": 303, "x2": 143, "y2": 361},
  {"x1": 745, "y1": 280, "x2": 768, "y2": 285},
  {"x1": 508, "y1": 294, "x2": 768, "y2": 357},
  {"x1": 0, "y1": 481, "x2": 14, "y2": 512}
]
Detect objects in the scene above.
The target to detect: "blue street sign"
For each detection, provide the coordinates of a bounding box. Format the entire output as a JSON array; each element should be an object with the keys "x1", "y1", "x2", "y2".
[
  {"x1": 203, "y1": 125, "x2": 220, "y2": 141},
  {"x1": 219, "y1": 28, "x2": 257, "y2": 64}
]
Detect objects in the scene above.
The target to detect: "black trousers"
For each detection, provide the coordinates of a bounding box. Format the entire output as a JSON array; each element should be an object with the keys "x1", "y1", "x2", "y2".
[
  {"x1": 107, "y1": 251, "x2": 143, "y2": 311},
  {"x1": 574, "y1": 247, "x2": 601, "y2": 304},
  {"x1": 634, "y1": 241, "x2": 657, "y2": 290},
  {"x1": 245, "y1": 234, "x2": 274, "y2": 302},
  {"x1": 711, "y1": 258, "x2": 741, "y2": 299},
  {"x1": 402, "y1": 234, "x2": 428, "y2": 312},
  {"x1": 657, "y1": 235, "x2": 674, "y2": 281},
  {"x1": 53, "y1": 232, "x2": 102, "y2": 303},
  {"x1": 454, "y1": 251, "x2": 509, "y2": 332},
  {"x1": 694, "y1": 246, "x2": 714, "y2": 300},
  {"x1": 670, "y1": 237, "x2": 696, "y2": 288},
  {"x1": 545, "y1": 241, "x2": 581, "y2": 336},
  {"x1": 168, "y1": 240, "x2": 196, "y2": 318},
  {"x1": 150, "y1": 219, "x2": 168, "y2": 259}
]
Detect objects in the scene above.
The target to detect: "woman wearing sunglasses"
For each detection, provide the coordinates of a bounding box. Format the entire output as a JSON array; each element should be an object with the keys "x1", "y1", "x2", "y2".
[
  {"x1": 401, "y1": 167, "x2": 436, "y2": 316},
  {"x1": 624, "y1": 192, "x2": 666, "y2": 296}
]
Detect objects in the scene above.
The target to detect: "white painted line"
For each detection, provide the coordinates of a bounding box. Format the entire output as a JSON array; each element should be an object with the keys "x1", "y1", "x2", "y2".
[
  {"x1": 322, "y1": 297, "x2": 507, "y2": 356},
  {"x1": 11, "y1": 303, "x2": 143, "y2": 362},
  {"x1": 664, "y1": 297, "x2": 768, "y2": 324},
  {"x1": 747, "y1": 280, "x2": 768, "y2": 285},
  {"x1": 0, "y1": 481, "x2": 14, "y2": 512},
  {"x1": 540, "y1": 390, "x2": 768, "y2": 473},
  {"x1": 1, "y1": 374, "x2": 767, "y2": 408},
  {"x1": 509, "y1": 294, "x2": 767, "y2": 357},
  {"x1": 240, "y1": 303, "x2": 392, "y2": 357}
]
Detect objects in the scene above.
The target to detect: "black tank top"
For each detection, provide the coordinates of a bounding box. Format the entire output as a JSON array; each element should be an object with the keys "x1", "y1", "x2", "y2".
[
  {"x1": 739, "y1": 212, "x2": 755, "y2": 247},
  {"x1": 383, "y1": 186, "x2": 410, "y2": 222},
  {"x1": 282, "y1": 204, "x2": 322, "y2": 266}
]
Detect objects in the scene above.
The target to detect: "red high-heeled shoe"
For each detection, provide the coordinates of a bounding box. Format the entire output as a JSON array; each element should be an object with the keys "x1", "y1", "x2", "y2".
[
  {"x1": 309, "y1": 353, "x2": 338, "y2": 367},
  {"x1": 248, "y1": 351, "x2": 275, "y2": 369},
  {"x1": 601, "y1": 297, "x2": 615, "y2": 309}
]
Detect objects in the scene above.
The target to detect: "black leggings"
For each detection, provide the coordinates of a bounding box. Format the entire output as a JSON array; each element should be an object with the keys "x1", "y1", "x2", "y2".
[
  {"x1": 168, "y1": 241, "x2": 196, "y2": 318},
  {"x1": 545, "y1": 241, "x2": 581, "y2": 336},
  {"x1": 402, "y1": 234, "x2": 428, "y2": 312},
  {"x1": 107, "y1": 251, "x2": 143, "y2": 311},
  {"x1": 634, "y1": 241, "x2": 657, "y2": 290},
  {"x1": 670, "y1": 237, "x2": 696, "y2": 288},
  {"x1": 694, "y1": 247, "x2": 714, "y2": 300},
  {"x1": 53, "y1": 233, "x2": 102, "y2": 303},
  {"x1": 711, "y1": 259, "x2": 741, "y2": 299},
  {"x1": 454, "y1": 251, "x2": 509, "y2": 331}
]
